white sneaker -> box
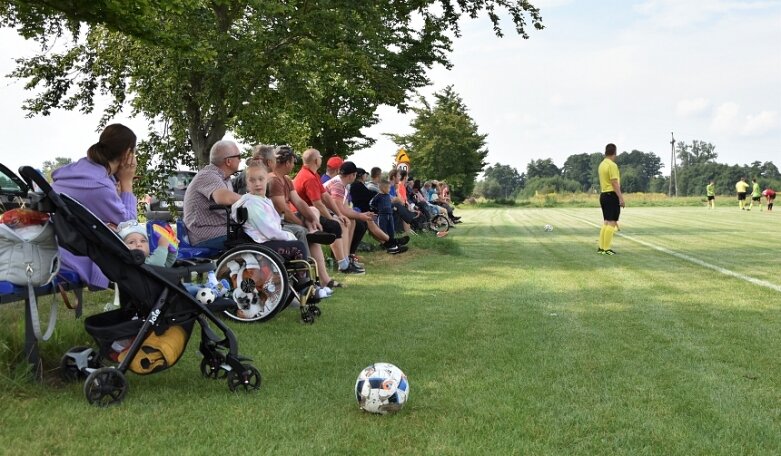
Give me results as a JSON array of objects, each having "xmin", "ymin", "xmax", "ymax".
[
  {"xmin": 316, "ymin": 287, "xmax": 331, "ymax": 299},
  {"xmin": 321, "ymin": 286, "xmax": 333, "ymax": 296}
]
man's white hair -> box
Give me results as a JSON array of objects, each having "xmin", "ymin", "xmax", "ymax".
[{"xmin": 209, "ymin": 140, "xmax": 239, "ymax": 165}]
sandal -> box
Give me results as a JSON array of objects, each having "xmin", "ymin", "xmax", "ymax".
[{"xmin": 326, "ymin": 279, "xmax": 343, "ymax": 288}]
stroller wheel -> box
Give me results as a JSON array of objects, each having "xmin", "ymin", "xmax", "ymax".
[
  {"xmin": 200, "ymin": 356, "xmax": 228, "ymax": 379},
  {"xmin": 60, "ymin": 346, "xmax": 97, "ymax": 383},
  {"xmin": 84, "ymin": 367, "xmax": 128, "ymax": 407},
  {"xmin": 227, "ymin": 364, "xmax": 262, "ymax": 392},
  {"xmin": 301, "ymin": 311, "xmax": 315, "ymax": 324},
  {"xmin": 310, "ymin": 305, "xmax": 321, "ymax": 317}
]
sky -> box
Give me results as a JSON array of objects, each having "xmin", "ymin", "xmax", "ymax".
[{"xmin": 1, "ymin": 0, "xmax": 779, "ymax": 177}]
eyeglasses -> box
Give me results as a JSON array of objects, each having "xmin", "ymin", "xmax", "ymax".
[{"xmin": 225, "ymin": 154, "xmax": 241, "ymax": 161}]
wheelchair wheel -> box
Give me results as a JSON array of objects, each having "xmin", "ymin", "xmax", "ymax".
[
  {"xmin": 430, "ymin": 214, "xmax": 450, "ymax": 233},
  {"xmin": 215, "ymin": 245, "xmax": 289, "ymax": 323}
]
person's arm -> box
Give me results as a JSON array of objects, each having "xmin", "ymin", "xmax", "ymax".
[
  {"xmin": 212, "ymin": 187, "xmax": 241, "ymax": 206},
  {"xmin": 322, "ymin": 192, "xmax": 349, "ymax": 225},
  {"xmin": 289, "ymin": 190, "xmax": 321, "ymax": 231},
  {"xmin": 611, "ymin": 179, "xmax": 625, "ymax": 207}
]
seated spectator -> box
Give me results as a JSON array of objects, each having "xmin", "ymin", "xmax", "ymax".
[
  {"xmin": 350, "ymin": 168, "xmax": 377, "ymax": 213},
  {"xmin": 412, "ymin": 180, "xmax": 447, "ymax": 219},
  {"xmin": 233, "ymin": 144, "xmax": 274, "ymax": 195},
  {"xmin": 233, "ymin": 160, "xmax": 307, "ymax": 261},
  {"xmin": 326, "ymin": 161, "xmax": 407, "ymax": 256},
  {"xmin": 264, "ymin": 145, "xmax": 341, "ymax": 290},
  {"xmin": 387, "ymin": 168, "xmax": 420, "ymax": 234},
  {"xmin": 183, "ymin": 140, "xmax": 243, "ymax": 250},
  {"xmin": 293, "ymin": 148, "xmax": 363, "ymax": 275},
  {"xmin": 431, "ymin": 181, "xmax": 460, "ymax": 223},
  {"xmin": 366, "ymin": 167, "xmax": 382, "ymax": 193},
  {"xmin": 321, "ymin": 156, "xmax": 343, "ymax": 184},
  {"xmin": 52, "ymin": 123, "xmax": 138, "ymax": 289}
]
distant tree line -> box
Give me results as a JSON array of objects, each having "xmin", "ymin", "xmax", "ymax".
[{"xmin": 474, "ymin": 140, "xmax": 781, "ymax": 200}]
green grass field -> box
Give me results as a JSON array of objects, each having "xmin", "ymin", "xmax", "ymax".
[{"xmin": 1, "ymin": 206, "xmax": 780, "ymax": 455}]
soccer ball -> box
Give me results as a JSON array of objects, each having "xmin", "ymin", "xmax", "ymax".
[
  {"xmin": 355, "ymin": 362, "xmax": 409, "ymax": 414},
  {"xmin": 195, "ymin": 287, "xmax": 216, "ymax": 305},
  {"xmin": 544, "ymin": 224, "xmax": 553, "ymax": 232}
]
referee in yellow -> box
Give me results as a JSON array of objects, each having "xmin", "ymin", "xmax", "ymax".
[{"xmin": 598, "ymin": 143, "xmax": 624, "ymax": 255}]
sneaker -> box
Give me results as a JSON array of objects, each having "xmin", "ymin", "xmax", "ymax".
[
  {"xmin": 349, "ymin": 254, "xmax": 364, "ymax": 269},
  {"xmin": 316, "ymin": 287, "xmax": 331, "ymax": 299},
  {"xmin": 386, "ymin": 244, "xmax": 408, "ymax": 254},
  {"xmin": 604, "ymin": 249, "xmax": 616, "ymax": 255},
  {"xmin": 339, "ymin": 262, "xmax": 366, "ymax": 275},
  {"xmin": 597, "ymin": 248, "xmax": 605, "ymax": 254},
  {"xmin": 395, "ymin": 235, "xmax": 410, "ymax": 246}
]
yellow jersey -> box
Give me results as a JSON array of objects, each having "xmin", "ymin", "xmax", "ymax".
[
  {"xmin": 598, "ymin": 158, "xmax": 620, "ymax": 193},
  {"xmin": 735, "ymin": 180, "xmax": 749, "ymax": 193}
]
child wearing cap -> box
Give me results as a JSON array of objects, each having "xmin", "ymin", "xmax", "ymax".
[{"xmin": 117, "ymin": 220, "xmax": 177, "ymax": 267}]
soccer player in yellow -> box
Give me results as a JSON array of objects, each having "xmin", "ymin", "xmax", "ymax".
[
  {"xmin": 748, "ymin": 178, "xmax": 762, "ymax": 211},
  {"xmin": 735, "ymin": 177, "xmax": 749, "ymax": 210},
  {"xmin": 706, "ymin": 180, "xmax": 715, "ymax": 209},
  {"xmin": 597, "ymin": 143, "xmax": 624, "ymax": 255}
]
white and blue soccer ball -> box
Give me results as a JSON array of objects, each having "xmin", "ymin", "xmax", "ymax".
[
  {"xmin": 195, "ymin": 287, "xmax": 216, "ymax": 305},
  {"xmin": 544, "ymin": 224, "xmax": 553, "ymax": 232},
  {"xmin": 355, "ymin": 362, "xmax": 409, "ymax": 414}
]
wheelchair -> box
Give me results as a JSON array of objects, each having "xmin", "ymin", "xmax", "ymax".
[{"xmin": 171, "ymin": 205, "xmax": 335, "ymax": 324}]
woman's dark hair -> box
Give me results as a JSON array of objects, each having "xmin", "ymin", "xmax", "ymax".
[{"xmin": 87, "ymin": 124, "xmax": 137, "ymax": 174}]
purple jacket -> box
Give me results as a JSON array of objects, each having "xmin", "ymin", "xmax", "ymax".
[{"xmin": 52, "ymin": 157, "xmax": 137, "ymax": 289}]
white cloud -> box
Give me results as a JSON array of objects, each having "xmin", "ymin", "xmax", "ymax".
[
  {"xmin": 741, "ymin": 110, "xmax": 780, "ymax": 136},
  {"xmin": 711, "ymin": 102, "xmax": 741, "ymax": 134},
  {"xmin": 676, "ymin": 98, "xmax": 710, "ymax": 117},
  {"xmin": 635, "ymin": 0, "xmax": 781, "ymax": 28}
]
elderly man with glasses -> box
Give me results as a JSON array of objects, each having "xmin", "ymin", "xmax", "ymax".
[{"xmin": 183, "ymin": 140, "xmax": 243, "ymax": 250}]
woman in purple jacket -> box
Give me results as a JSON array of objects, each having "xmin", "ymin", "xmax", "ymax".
[{"xmin": 52, "ymin": 124, "xmax": 138, "ymax": 289}]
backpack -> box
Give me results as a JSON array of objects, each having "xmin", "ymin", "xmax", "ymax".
[{"xmin": 0, "ymin": 211, "xmax": 60, "ymax": 340}]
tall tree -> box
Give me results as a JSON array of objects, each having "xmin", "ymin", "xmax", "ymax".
[
  {"xmin": 526, "ymin": 158, "xmax": 560, "ymax": 180},
  {"xmin": 389, "ymin": 86, "xmax": 488, "ymax": 202},
  {"xmin": 40, "ymin": 156, "xmax": 72, "ymax": 181},
  {"xmin": 2, "ymin": 0, "xmax": 544, "ymax": 169},
  {"xmin": 562, "ymin": 153, "xmax": 596, "ymax": 191},
  {"xmin": 480, "ymin": 163, "xmax": 524, "ymax": 199}
]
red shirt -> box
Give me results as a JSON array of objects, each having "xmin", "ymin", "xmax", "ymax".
[{"xmin": 293, "ymin": 166, "xmax": 325, "ymax": 207}]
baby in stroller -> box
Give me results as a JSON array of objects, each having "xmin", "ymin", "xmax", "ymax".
[{"xmin": 21, "ymin": 165, "xmax": 263, "ymax": 406}]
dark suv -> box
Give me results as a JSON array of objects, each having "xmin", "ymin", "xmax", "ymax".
[{"xmin": 144, "ymin": 170, "xmax": 196, "ymax": 219}]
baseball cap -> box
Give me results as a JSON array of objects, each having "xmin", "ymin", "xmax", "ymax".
[
  {"xmin": 355, "ymin": 167, "xmax": 367, "ymax": 178},
  {"xmin": 326, "ymin": 156, "xmax": 344, "ymax": 169},
  {"xmin": 339, "ymin": 161, "xmax": 358, "ymax": 175}
]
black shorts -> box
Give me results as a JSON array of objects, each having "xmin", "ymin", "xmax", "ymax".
[
  {"xmin": 707, "ymin": 195, "xmax": 715, "ymax": 201},
  {"xmin": 319, "ymin": 215, "xmax": 342, "ymax": 239},
  {"xmin": 752, "ymin": 196, "xmax": 760, "ymax": 202},
  {"xmin": 600, "ymin": 191, "xmax": 620, "ymax": 221},
  {"xmin": 737, "ymin": 192, "xmax": 746, "ymax": 201}
]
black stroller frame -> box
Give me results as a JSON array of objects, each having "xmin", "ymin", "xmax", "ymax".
[{"xmin": 17, "ymin": 167, "xmax": 261, "ymax": 406}]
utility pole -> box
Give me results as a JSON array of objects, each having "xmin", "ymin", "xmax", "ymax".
[{"xmin": 669, "ymin": 132, "xmax": 678, "ymax": 197}]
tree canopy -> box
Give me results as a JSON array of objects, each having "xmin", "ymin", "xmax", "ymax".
[
  {"xmin": 389, "ymin": 86, "xmax": 488, "ymax": 202},
  {"xmin": 1, "ymin": 0, "xmax": 544, "ymax": 173}
]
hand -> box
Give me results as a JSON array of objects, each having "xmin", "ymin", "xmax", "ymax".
[
  {"xmin": 115, "ymin": 149, "xmax": 137, "ymax": 191},
  {"xmin": 339, "ymin": 215, "xmax": 349, "ymax": 226},
  {"xmin": 361, "ymin": 212, "xmax": 374, "ymax": 222},
  {"xmin": 619, "ymin": 199, "xmax": 625, "ymax": 208}
]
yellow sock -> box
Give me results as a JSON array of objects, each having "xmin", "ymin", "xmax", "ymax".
[
  {"xmin": 598, "ymin": 225, "xmax": 606, "ymax": 250},
  {"xmin": 604, "ymin": 225, "xmax": 616, "ymax": 250}
]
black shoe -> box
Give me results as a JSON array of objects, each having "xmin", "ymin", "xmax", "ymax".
[
  {"xmin": 395, "ymin": 235, "xmax": 410, "ymax": 246},
  {"xmin": 339, "ymin": 262, "xmax": 366, "ymax": 275},
  {"xmin": 386, "ymin": 244, "xmax": 408, "ymax": 254}
]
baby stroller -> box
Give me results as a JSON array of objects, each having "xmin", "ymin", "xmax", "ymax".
[{"xmin": 17, "ymin": 167, "xmax": 261, "ymax": 406}]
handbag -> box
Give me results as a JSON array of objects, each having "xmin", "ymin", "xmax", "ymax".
[{"xmin": 0, "ymin": 215, "xmax": 60, "ymax": 340}]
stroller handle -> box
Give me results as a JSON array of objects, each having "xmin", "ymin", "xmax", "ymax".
[{"xmin": 19, "ymin": 166, "xmax": 52, "ymax": 193}]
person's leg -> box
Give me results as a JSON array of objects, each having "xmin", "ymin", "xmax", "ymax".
[
  {"xmin": 366, "ymin": 220, "xmax": 389, "ymax": 243},
  {"xmin": 193, "ymin": 235, "xmax": 227, "ymax": 251},
  {"xmin": 350, "ymin": 220, "xmax": 368, "ymax": 256},
  {"xmin": 282, "ymin": 223, "xmax": 311, "ymax": 259},
  {"xmin": 344, "ymin": 218, "xmax": 356, "ymax": 257},
  {"xmin": 308, "ymin": 243, "xmax": 333, "ymax": 288}
]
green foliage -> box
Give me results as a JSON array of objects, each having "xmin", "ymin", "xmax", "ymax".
[
  {"xmin": 3, "ymin": 0, "xmax": 544, "ymax": 197},
  {"xmin": 525, "ymin": 157, "xmax": 560, "ymax": 179},
  {"xmin": 475, "ymin": 162, "xmax": 523, "ymax": 200},
  {"xmin": 520, "ymin": 175, "xmax": 581, "ymax": 197},
  {"xmin": 40, "ymin": 156, "xmax": 71, "ymax": 181},
  {"xmin": 390, "ymin": 86, "xmax": 488, "ymax": 203}
]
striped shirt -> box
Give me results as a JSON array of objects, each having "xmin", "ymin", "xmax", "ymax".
[{"xmin": 183, "ymin": 164, "xmax": 233, "ymax": 245}]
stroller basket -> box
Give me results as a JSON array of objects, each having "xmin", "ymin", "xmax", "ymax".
[{"xmin": 85, "ymin": 308, "xmax": 195, "ymax": 375}]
